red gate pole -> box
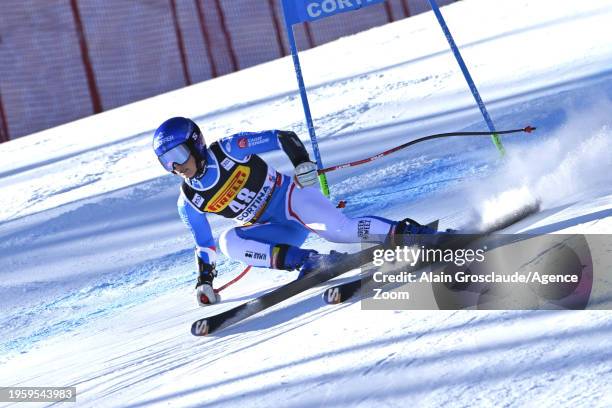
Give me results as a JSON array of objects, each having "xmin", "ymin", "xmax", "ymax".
[
  {"xmin": 268, "ymin": 0, "xmax": 287, "ymax": 57},
  {"xmin": 169, "ymin": 0, "xmax": 192, "ymax": 85},
  {"xmin": 69, "ymin": 0, "xmax": 102, "ymax": 114},
  {"xmin": 0, "ymin": 89, "xmax": 8, "ymax": 143},
  {"xmin": 194, "ymin": 0, "xmax": 219, "ymax": 78},
  {"xmin": 212, "ymin": 0, "xmax": 238, "ymax": 72},
  {"xmin": 384, "ymin": 1, "xmax": 394, "ymax": 22},
  {"xmin": 401, "ymin": 0, "xmax": 411, "ymax": 18},
  {"xmin": 304, "ymin": 22, "xmax": 315, "ymax": 49}
]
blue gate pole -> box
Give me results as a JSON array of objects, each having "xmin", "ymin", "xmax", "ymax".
[
  {"xmin": 427, "ymin": 0, "xmax": 505, "ymax": 155},
  {"xmin": 282, "ymin": 21, "xmax": 331, "ymax": 197}
]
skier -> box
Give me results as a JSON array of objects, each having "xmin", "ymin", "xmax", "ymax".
[{"xmin": 153, "ymin": 117, "xmax": 436, "ymax": 306}]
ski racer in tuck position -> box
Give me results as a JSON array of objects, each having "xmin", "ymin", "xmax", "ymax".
[{"xmin": 152, "ymin": 117, "xmax": 437, "ymax": 306}]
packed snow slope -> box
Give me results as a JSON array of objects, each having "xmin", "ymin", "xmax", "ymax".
[{"xmin": 1, "ymin": 0, "xmax": 612, "ymax": 406}]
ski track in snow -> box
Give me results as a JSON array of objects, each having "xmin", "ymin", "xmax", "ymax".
[{"xmin": 1, "ymin": 0, "xmax": 612, "ymax": 406}]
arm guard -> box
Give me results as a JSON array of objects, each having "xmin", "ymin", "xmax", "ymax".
[{"xmin": 277, "ymin": 130, "xmax": 311, "ymax": 167}]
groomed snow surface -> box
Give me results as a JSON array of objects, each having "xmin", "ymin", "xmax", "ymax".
[{"xmin": 1, "ymin": 0, "xmax": 612, "ymax": 406}]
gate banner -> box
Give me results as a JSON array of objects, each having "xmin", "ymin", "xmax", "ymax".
[{"xmin": 282, "ymin": 0, "xmax": 387, "ymax": 25}]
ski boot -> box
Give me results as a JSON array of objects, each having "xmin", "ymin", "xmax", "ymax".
[
  {"xmin": 195, "ymin": 259, "xmax": 220, "ymax": 306},
  {"xmin": 297, "ymin": 250, "xmax": 348, "ymax": 279},
  {"xmin": 271, "ymin": 245, "xmax": 348, "ymax": 279},
  {"xmin": 388, "ymin": 217, "xmax": 443, "ymax": 247},
  {"xmin": 195, "ymin": 274, "xmax": 221, "ymax": 306}
]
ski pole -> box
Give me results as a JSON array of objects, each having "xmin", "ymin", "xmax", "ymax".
[
  {"xmin": 214, "ymin": 265, "xmax": 252, "ymax": 293},
  {"xmin": 427, "ymin": 0, "xmax": 505, "ymax": 155},
  {"xmin": 319, "ymin": 126, "xmax": 535, "ymax": 175}
]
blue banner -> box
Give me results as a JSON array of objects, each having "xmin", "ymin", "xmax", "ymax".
[{"xmin": 282, "ymin": 0, "xmax": 387, "ymax": 25}]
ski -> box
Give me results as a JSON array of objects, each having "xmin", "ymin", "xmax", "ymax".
[
  {"xmin": 323, "ymin": 202, "xmax": 540, "ymax": 304},
  {"xmin": 322, "ymin": 272, "xmax": 366, "ymax": 305},
  {"xmin": 191, "ymin": 204, "xmax": 539, "ymax": 335},
  {"xmin": 191, "ymin": 219, "xmax": 440, "ymax": 336},
  {"xmin": 191, "ymin": 241, "xmax": 387, "ymax": 336}
]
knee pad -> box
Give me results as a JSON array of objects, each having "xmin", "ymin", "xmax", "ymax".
[{"xmin": 218, "ymin": 228, "xmax": 237, "ymax": 257}]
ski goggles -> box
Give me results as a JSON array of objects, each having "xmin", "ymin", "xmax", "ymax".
[{"xmin": 158, "ymin": 143, "xmax": 191, "ymax": 172}]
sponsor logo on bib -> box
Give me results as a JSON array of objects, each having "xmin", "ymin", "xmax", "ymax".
[
  {"xmin": 205, "ymin": 166, "xmax": 250, "ymax": 213},
  {"xmin": 221, "ymin": 158, "xmax": 235, "ymax": 171},
  {"xmin": 193, "ymin": 193, "xmax": 205, "ymax": 208}
]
